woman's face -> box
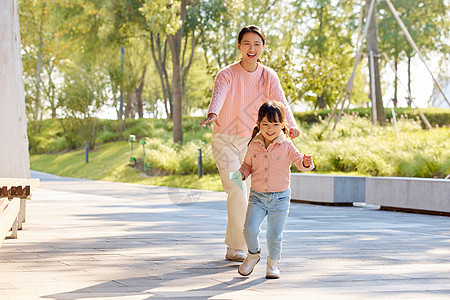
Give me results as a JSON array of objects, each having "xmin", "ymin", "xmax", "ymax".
[{"xmin": 237, "ymin": 32, "xmax": 265, "ymax": 66}]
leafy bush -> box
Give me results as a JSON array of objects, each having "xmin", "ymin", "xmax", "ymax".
[
  {"xmin": 141, "ymin": 138, "xmax": 216, "ymax": 175},
  {"xmin": 293, "ymin": 114, "xmax": 449, "ymax": 178},
  {"xmin": 28, "ymin": 117, "xmax": 211, "ymax": 153},
  {"xmin": 29, "ymin": 114, "xmax": 449, "ymax": 179},
  {"xmin": 294, "ymin": 107, "xmax": 450, "ymax": 128}
]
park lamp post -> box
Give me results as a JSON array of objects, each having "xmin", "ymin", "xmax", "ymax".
[
  {"xmin": 85, "ymin": 141, "xmax": 89, "ymax": 163},
  {"xmin": 129, "ymin": 135, "xmax": 136, "ymax": 166},
  {"xmin": 198, "ymin": 148, "xmax": 203, "ymax": 178},
  {"xmin": 140, "ymin": 139, "xmax": 148, "ymax": 172}
]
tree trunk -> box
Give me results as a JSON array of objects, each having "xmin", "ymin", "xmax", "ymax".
[
  {"xmin": 316, "ymin": 92, "xmax": 326, "ymax": 109},
  {"xmin": 125, "ymin": 92, "xmax": 136, "ymax": 119},
  {"xmin": 407, "ymin": 55, "xmax": 412, "ymax": 107},
  {"xmin": 150, "ymin": 33, "xmax": 172, "ymax": 119},
  {"xmin": 169, "ymin": 34, "xmax": 183, "ymax": 143},
  {"xmin": 33, "ymin": 1, "xmax": 46, "ymax": 133},
  {"xmin": 167, "ymin": 0, "xmax": 189, "ymax": 144},
  {"xmin": 366, "ymin": 0, "xmax": 386, "ymax": 125},
  {"xmin": 136, "ymin": 66, "xmax": 147, "ymax": 119},
  {"xmin": 393, "ymin": 56, "xmax": 398, "ymax": 107},
  {"xmin": 0, "ymin": 0, "xmax": 30, "ymax": 178}
]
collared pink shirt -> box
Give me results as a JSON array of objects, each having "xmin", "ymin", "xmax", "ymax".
[
  {"xmin": 239, "ymin": 132, "xmax": 314, "ymax": 193},
  {"xmin": 207, "ymin": 61, "xmax": 298, "ymax": 137}
]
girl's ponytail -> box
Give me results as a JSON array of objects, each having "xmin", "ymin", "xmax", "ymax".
[{"xmin": 248, "ymin": 126, "xmax": 260, "ymax": 146}]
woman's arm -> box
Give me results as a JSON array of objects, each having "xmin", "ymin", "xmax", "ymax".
[
  {"xmin": 268, "ymin": 70, "xmax": 300, "ymax": 138},
  {"xmin": 202, "ymin": 70, "xmax": 231, "ymax": 123}
]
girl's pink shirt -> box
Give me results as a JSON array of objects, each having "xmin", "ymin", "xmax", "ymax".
[
  {"xmin": 239, "ymin": 132, "xmax": 314, "ymax": 193},
  {"xmin": 207, "ymin": 61, "xmax": 299, "ymax": 137}
]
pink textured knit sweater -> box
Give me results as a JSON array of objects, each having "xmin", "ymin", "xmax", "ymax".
[{"xmin": 207, "ymin": 61, "xmax": 298, "ymax": 137}]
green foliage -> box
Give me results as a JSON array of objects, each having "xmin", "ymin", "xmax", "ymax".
[
  {"xmin": 295, "ymin": 0, "xmax": 366, "ymax": 109},
  {"xmin": 28, "ymin": 117, "xmax": 212, "ymax": 153},
  {"xmin": 143, "ymin": 139, "xmax": 216, "ymax": 175},
  {"xmin": 294, "ymin": 107, "xmax": 450, "ymax": 128},
  {"xmin": 293, "ymin": 114, "xmax": 449, "ymax": 178},
  {"xmin": 27, "ymin": 119, "xmax": 66, "ymax": 153},
  {"xmin": 30, "ymin": 113, "xmax": 449, "ymax": 180}
]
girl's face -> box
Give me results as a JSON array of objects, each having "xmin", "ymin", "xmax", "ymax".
[
  {"xmin": 237, "ymin": 32, "xmax": 265, "ymax": 69},
  {"xmin": 258, "ymin": 116, "xmax": 282, "ymax": 146}
]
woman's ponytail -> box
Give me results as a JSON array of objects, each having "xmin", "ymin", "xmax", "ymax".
[{"xmin": 248, "ymin": 126, "xmax": 260, "ymax": 146}]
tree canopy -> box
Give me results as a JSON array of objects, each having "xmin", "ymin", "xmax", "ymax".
[{"xmin": 18, "ymin": 0, "xmax": 449, "ymax": 144}]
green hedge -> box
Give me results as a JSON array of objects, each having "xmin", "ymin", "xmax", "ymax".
[
  {"xmin": 294, "ymin": 107, "xmax": 450, "ymax": 128},
  {"xmin": 28, "ymin": 117, "xmax": 211, "ymax": 154}
]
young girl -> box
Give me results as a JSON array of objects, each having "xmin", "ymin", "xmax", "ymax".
[
  {"xmin": 237, "ymin": 101, "xmax": 314, "ymax": 279},
  {"xmin": 200, "ymin": 25, "xmax": 301, "ymax": 262}
]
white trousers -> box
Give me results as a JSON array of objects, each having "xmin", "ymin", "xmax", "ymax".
[{"xmin": 211, "ymin": 133, "xmax": 251, "ymax": 251}]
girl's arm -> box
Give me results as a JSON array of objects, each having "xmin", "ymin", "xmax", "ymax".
[
  {"xmin": 288, "ymin": 142, "xmax": 315, "ymax": 172},
  {"xmin": 239, "ymin": 149, "xmax": 253, "ymax": 180}
]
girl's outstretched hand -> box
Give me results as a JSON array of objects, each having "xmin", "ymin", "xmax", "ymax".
[
  {"xmin": 303, "ymin": 154, "xmax": 313, "ymax": 168},
  {"xmin": 289, "ymin": 127, "xmax": 300, "ymax": 139},
  {"xmin": 200, "ymin": 113, "xmax": 220, "ymax": 126}
]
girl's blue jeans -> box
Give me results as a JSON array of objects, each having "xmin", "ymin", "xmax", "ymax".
[{"xmin": 243, "ymin": 188, "xmax": 291, "ymax": 260}]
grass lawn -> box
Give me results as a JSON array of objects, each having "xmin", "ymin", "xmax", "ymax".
[
  {"xmin": 30, "ymin": 141, "xmax": 223, "ymax": 191},
  {"xmin": 30, "ymin": 140, "xmax": 368, "ymax": 191}
]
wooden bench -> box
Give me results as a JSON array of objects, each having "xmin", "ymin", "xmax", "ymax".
[{"xmin": 0, "ymin": 178, "xmax": 39, "ymax": 247}]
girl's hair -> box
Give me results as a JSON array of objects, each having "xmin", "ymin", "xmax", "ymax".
[
  {"xmin": 237, "ymin": 25, "xmax": 267, "ymax": 86},
  {"xmin": 248, "ymin": 101, "xmax": 288, "ymax": 145}
]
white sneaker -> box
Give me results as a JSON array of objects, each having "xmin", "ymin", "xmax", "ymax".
[
  {"xmin": 266, "ymin": 257, "xmax": 280, "ymax": 279},
  {"xmin": 226, "ymin": 247, "xmax": 247, "ymax": 262},
  {"xmin": 238, "ymin": 251, "xmax": 261, "ymax": 276}
]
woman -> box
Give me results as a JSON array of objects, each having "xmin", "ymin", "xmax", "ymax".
[{"xmin": 200, "ymin": 25, "xmax": 300, "ymax": 262}]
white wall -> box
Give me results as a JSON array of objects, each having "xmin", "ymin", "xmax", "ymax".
[{"xmin": 0, "ymin": 0, "xmax": 30, "ymax": 178}]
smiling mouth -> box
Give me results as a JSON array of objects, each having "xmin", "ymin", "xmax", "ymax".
[{"xmin": 247, "ymin": 53, "xmax": 256, "ymax": 58}]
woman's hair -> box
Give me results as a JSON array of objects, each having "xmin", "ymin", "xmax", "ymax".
[
  {"xmin": 248, "ymin": 101, "xmax": 288, "ymax": 145},
  {"xmin": 237, "ymin": 25, "xmax": 266, "ymax": 46}
]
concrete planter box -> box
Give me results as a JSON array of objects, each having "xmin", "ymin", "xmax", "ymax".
[
  {"xmin": 290, "ymin": 173, "xmax": 366, "ymax": 204},
  {"xmin": 365, "ymin": 177, "xmax": 450, "ymax": 214}
]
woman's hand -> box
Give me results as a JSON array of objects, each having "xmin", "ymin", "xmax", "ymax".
[
  {"xmin": 288, "ymin": 127, "xmax": 300, "ymax": 139},
  {"xmin": 200, "ymin": 113, "xmax": 220, "ymax": 126},
  {"xmin": 303, "ymin": 154, "xmax": 313, "ymax": 168}
]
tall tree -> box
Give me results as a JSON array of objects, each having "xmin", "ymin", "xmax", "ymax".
[
  {"xmin": 379, "ymin": 0, "xmax": 449, "ymax": 107},
  {"xmin": 19, "ymin": 0, "xmax": 59, "ymax": 129},
  {"xmin": 295, "ymin": 0, "xmax": 366, "ymax": 109},
  {"xmin": 141, "ymin": 0, "xmax": 227, "ymax": 143},
  {"xmin": 366, "ymin": 0, "xmax": 386, "ymax": 125}
]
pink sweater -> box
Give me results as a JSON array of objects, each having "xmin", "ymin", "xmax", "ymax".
[
  {"xmin": 207, "ymin": 61, "xmax": 298, "ymax": 137},
  {"xmin": 239, "ymin": 133, "xmax": 314, "ymax": 193}
]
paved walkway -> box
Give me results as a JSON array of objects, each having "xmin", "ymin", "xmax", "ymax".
[{"xmin": 1, "ymin": 171, "xmax": 449, "ymax": 299}]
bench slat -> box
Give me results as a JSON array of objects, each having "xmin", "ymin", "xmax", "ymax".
[
  {"xmin": 0, "ymin": 199, "xmax": 8, "ymax": 212},
  {"xmin": 0, "ymin": 198, "xmax": 20, "ymax": 247},
  {"xmin": 0, "ymin": 178, "xmax": 40, "ymax": 191}
]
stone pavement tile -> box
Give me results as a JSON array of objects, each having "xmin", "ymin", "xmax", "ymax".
[
  {"xmin": 0, "ymin": 283, "xmax": 17, "ymax": 289},
  {"xmin": 42, "ymin": 293, "xmax": 155, "ymax": 300},
  {"xmin": 360, "ymin": 292, "xmax": 450, "ymax": 300},
  {"xmin": 0, "ymin": 271, "xmax": 57, "ymax": 283},
  {"xmin": 1, "ymin": 291, "xmax": 41, "ymax": 300},
  {"xmin": 1, "ymin": 172, "xmax": 449, "ymax": 299}
]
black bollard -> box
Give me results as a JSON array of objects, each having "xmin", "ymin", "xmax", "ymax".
[
  {"xmin": 85, "ymin": 141, "xmax": 89, "ymax": 163},
  {"xmin": 198, "ymin": 148, "xmax": 203, "ymax": 178}
]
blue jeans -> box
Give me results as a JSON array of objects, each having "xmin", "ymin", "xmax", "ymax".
[{"xmin": 243, "ymin": 188, "xmax": 291, "ymax": 260}]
